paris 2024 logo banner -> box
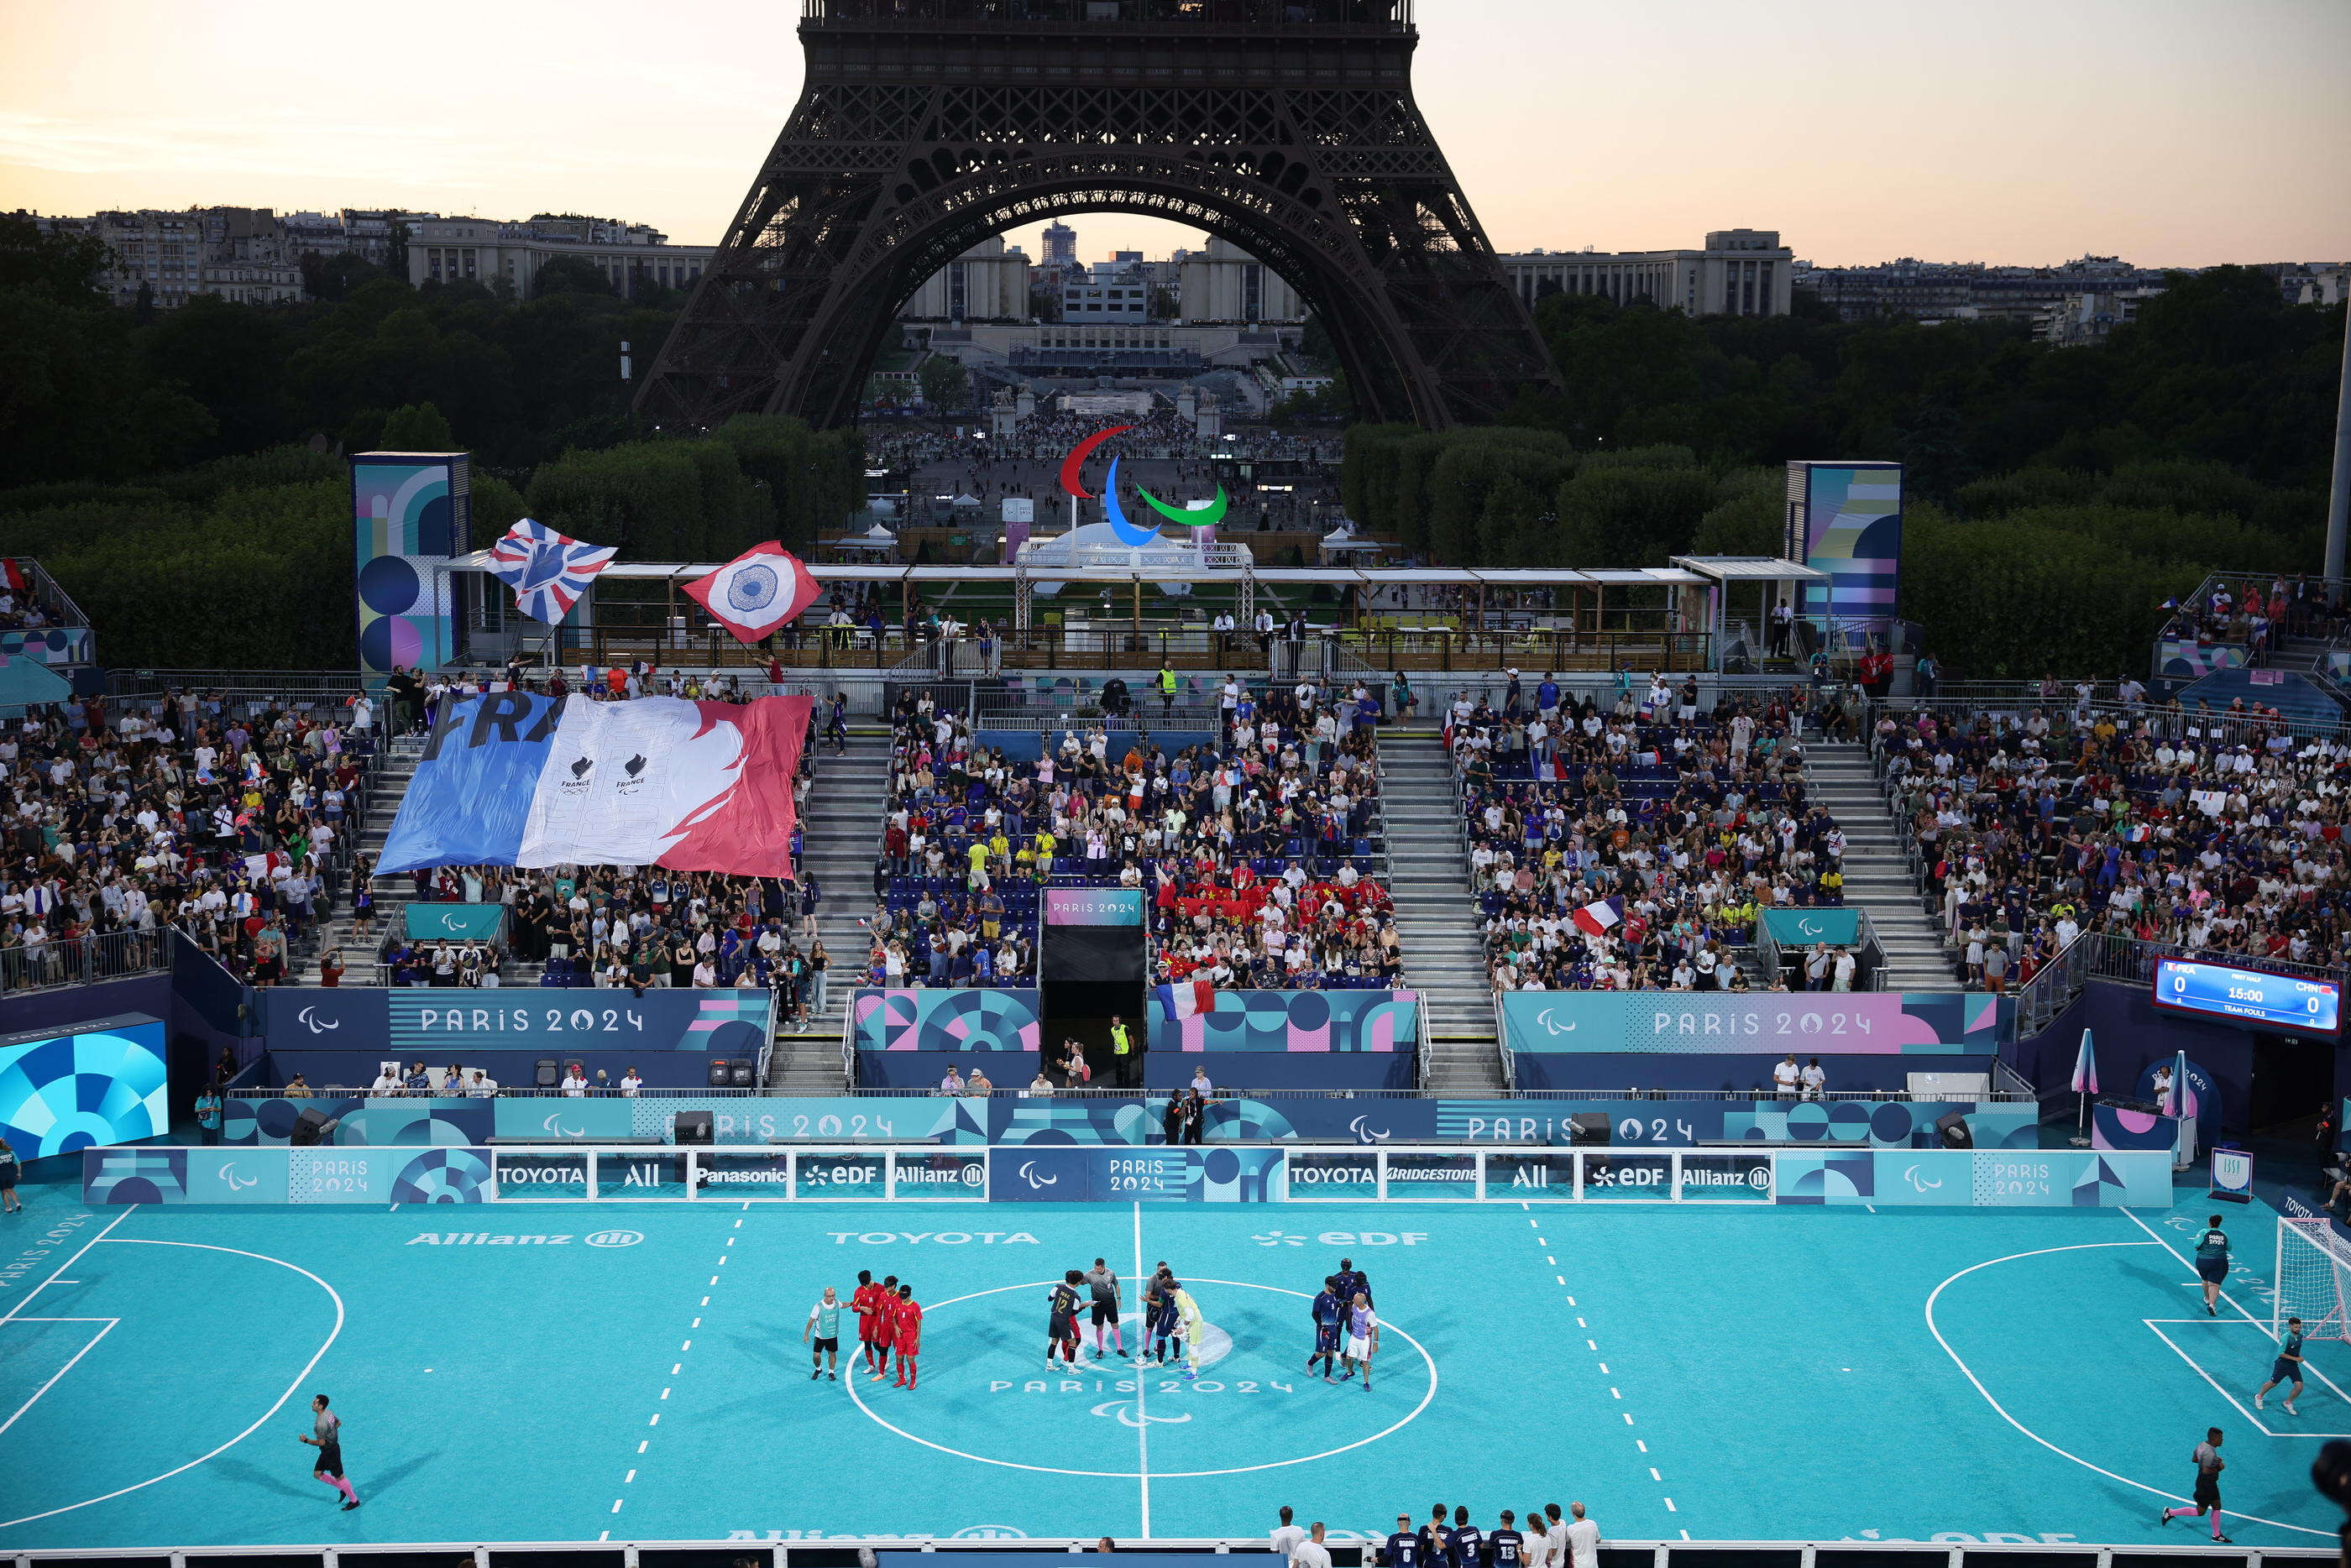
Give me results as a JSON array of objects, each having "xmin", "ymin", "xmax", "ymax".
[{"xmin": 1060, "ymin": 425, "xmax": 1227, "ymax": 544}]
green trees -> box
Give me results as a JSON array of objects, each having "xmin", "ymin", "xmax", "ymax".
[
  {"xmin": 917, "ymin": 354, "xmax": 971, "ymax": 410},
  {"xmin": 1337, "ymin": 273, "xmax": 2343, "ymax": 674}
]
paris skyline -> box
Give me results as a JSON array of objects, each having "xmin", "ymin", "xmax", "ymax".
[{"xmin": 3, "ymin": 0, "xmax": 2348, "ymax": 269}]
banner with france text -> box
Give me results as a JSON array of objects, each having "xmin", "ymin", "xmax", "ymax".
[{"xmin": 380, "ymin": 691, "xmax": 810, "ymax": 877}]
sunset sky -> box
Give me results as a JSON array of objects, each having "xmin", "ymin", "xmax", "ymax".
[{"xmin": 4, "ymin": 0, "xmax": 2347, "ymax": 269}]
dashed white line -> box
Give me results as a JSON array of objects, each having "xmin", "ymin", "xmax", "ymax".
[
  {"xmin": 1585, "ymin": 1340, "xmax": 1596, "ymax": 1350},
  {"xmin": 637, "ymin": 1441, "xmax": 647, "ymax": 1455},
  {"xmin": 660, "ymin": 1387, "xmax": 671, "ymax": 1399},
  {"xmin": 648, "ymin": 1413, "xmax": 660, "ymax": 1426},
  {"xmin": 1663, "ymin": 1500, "xmax": 1676, "ymax": 1513},
  {"xmin": 625, "ymin": 1470, "xmax": 636, "ymax": 1484},
  {"xmin": 1598, "ymin": 1362, "xmax": 1609, "ymax": 1373},
  {"xmin": 672, "ymin": 1363, "xmax": 682, "ymax": 1375},
  {"xmin": 1555, "ymin": 1274, "xmax": 1566, "ymax": 1286},
  {"xmin": 610, "ymin": 1500, "xmax": 624, "ymax": 1514},
  {"xmin": 681, "ymin": 1341, "xmax": 693, "ymax": 1352},
  {"xmin": 1623, "ymin": 1413, "xmax": 1634, "ymax": 1424},
  {"xmin": 691, "ymin": 1319, "xmax": 701, "ymax": 1328},
  {"xmin": 1650, "ymin": 1468, "xmax": 1662, "ymax": 1482},
  {"xmin": 1636, "ymin": 1440, "xmax": 1648, "ymax": 1454},
  {"xmin": 1610, "ymin": 1388, "xmax": 1621, "ymax": 1399}
]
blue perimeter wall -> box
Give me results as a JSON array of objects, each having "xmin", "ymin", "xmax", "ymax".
[{"xmin": 210, "ymin": 1090, "xmax": 2037, "ymax": 1150}]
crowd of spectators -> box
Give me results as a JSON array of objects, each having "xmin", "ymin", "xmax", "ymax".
[
  {"xmin": 2158, "ymin": 573, "xmax": 2343, "ymax": 659},
  {"xmin": 1442, "ymin": 674, "xmax": 1831, "ymax": 994},
  {"xmin": 1874, "ymin": 692, "xmax": 2351, "ymax": 990},
  {"xmin": 878, "ymin": 677, "xmax": 1395, "ymax": 992},
  {"xmin": 0, "ymin": 687, "xmax": 374, "ymax": 991}
]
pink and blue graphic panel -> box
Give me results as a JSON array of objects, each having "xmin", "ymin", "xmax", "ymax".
[
  {"xmin": 851, "ymin": 988, "xmax": 1043, "ymax": 1053},
  {"xmin": 1502, "ymin": 990, "xmax": 2007, "ymax": 1054},
  {"xmin": 1149, "ymin": 990, "xmax": 1420, "ymax": 1052},
  {"xmin": 1785, "ymin": 460, "xmax": 1901, "ymax": 633},
  {"xmin": 353, "ymin": 452, "xmax": 469, "ymax": 688}
]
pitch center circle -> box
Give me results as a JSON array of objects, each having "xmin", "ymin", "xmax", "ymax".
[{"xmin": 840, "ymin": 1277, "xmax": 1437, "ymax": 1478}]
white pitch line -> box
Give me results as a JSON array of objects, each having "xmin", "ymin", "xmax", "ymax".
[
  {"xmin": 1131, "ymin": 1200, "xmax": 1152, "ymax": 1539},
  {"xmin": 0, "ymin": 1319, "xmax": 117, "ymax": 1437},
  {"xmin": 0, "ymin": 1207, "xmax": 135, "ymax": 1327}
]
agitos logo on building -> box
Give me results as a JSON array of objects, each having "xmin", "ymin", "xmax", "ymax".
[{"xmin": 1058, "ymin": 425, "xmax": 1228, "ymax": 545}]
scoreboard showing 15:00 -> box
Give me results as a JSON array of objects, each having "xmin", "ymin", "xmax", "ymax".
[{"xmin": 2151, "ymin": 958, "xmax": 2341, "ymax": 1037}]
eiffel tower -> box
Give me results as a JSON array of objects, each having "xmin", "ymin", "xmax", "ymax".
[{"xmin": 636, "ymin": 0, "xmax": 1560, "ymax": 432}]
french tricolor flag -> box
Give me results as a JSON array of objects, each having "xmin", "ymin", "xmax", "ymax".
[
  {"xmin": 1155, "ymin": 980, "xmax": 1217, "ymax": 1021},
  {"xmin": 1571, "ymin": 896, "xmax": 1623, "ymax": 938}
]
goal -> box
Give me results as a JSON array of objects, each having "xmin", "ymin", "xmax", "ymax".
[{"xmin": 2275, "ymin": 1216, "xmax": 2351, "ymax": 1341}]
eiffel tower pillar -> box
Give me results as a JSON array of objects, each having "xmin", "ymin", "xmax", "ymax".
[{"xmin": 637, "ymin": 0, "xmax": 1560, "ymax": 436}]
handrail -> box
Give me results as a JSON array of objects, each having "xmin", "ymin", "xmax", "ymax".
[{"xmin": 0, "ymin": 1536, "xmax": 2318, "ymax": 1568}]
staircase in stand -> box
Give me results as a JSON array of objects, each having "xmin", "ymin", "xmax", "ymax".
[
  {"xmin": 1802, "ymin": 740, "xmax": 1953, "ymax": 990},
  {"xmin": 296, "ymin": 733, "xmax": 427, "ymax": 985},
  {"xmin": 1380, "ymin": 739, "xmax": 1504, "ymax": 1095},
  {"xmin": 773, "ymin": 732, "xmax": 892, "ymax": 1090}
]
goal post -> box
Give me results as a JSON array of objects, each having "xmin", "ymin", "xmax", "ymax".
[{"xmin": 2275, "ymin": 1216, "xmax": 2351, "ymax": 1341}]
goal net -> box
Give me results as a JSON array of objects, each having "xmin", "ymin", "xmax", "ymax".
[{"xmin": 2275, "ymin": 1216, "xmax": 2351, "ymax": 1342}]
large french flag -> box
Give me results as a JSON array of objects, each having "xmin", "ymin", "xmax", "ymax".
[
  {"xmin": 1571, "ymin": 895, "xmax": 1623, "ymax": 938},
  {"xmin": 380, "ymin": 692, "xmax": 811, "ymax": 878},
  {"xmin": 1155, "ymin": 980, "xmax": 1217, "ymax": 1022}
]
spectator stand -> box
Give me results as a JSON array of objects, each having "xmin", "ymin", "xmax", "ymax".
[
  {"xmin": 0, "ymin": 677, "xmax": 394, "ymax": 998},
  {"xmin": 1442, "ymin": 677, "xmax": 1831, "ymax": 1001},
  {"xmin": 1863, "ymin": 686, "xmax": 2351, "ymax": 1001}
]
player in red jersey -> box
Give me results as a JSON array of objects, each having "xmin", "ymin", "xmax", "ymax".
[
  {"xmin": 850, "ymin": 1270, "xmax": 882, "ymax": 1374},
  {"xmin": 892, "ymin": 1283, "xmax": 924, "ymax": 1388},
  {"xmin": 868, "ymin": 1273, "xmax": 900, "ymax": 1382}
]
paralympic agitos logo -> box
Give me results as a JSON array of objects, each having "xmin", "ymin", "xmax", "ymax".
[{"xmin": 1058, "ymin": 425, "xmax": 1228, "ymax": 545}]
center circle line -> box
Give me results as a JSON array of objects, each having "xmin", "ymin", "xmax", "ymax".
[{"xmin": 840, "ymin": 1277, "xmax": 1437, "ymax": 1478}]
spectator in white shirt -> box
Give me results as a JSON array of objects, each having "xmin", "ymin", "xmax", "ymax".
[
  {"xmin": 1800, "ymin": 1057, "xmax": 1827, "ymax": 1100},
  {"xmin": 1269, "ymin": 1507, "xmax": 1305, "ymax": 1562},
  {"xmin": 1290, "ymin": 1524, "xmax": 1332, "ymax": 1568},
  {"xmin": 561, "ymin": 1068, "xmax": 588, "ymax": 1097},
  {"xmin": 620, "ymin": 1068, "xmax": 643, "ymax": 1097},
  {"xmin": 1772, "ymin": 1053, "xmax": 1801, "ymax": 1096},
  {"xmin": 1563, "ymin": 1505, "xmax": 1599, "ymax": 1568}
]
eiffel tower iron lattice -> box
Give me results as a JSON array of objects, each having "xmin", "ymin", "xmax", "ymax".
[{"xmin": 636, "ymin": 0, "xmax": 1561, "ymax": 433}]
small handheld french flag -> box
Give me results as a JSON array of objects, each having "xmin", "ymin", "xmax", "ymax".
[{"xmin": 1572, "ymin": 896, "xmax": 1623, "ymax": 938}]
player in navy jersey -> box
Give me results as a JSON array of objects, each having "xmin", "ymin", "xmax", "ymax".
[
  {"xmin": 1446, "ymin": 1507, "xmax": 1482, "ymax": 1568},
  {"xmin": 1309, "ymin": 1276, "xmax": 1344, "ymax": 1382},
  {"xmin": 1384, "ymin": 1515, "xmax": 1422, "ymax": 1568},
  {"xmin": 1332, "ymin": 1257, "xmax": 1372, "ymax": 1307},
  {"xmin": 1490, "ymin": 1512, "xmax": 1525, "ymax": 1568},
  {"xmin": 2256, "ymin": 1317, "xmax": 2306, "ymax": 1414},
  {"xmin": 1416, "ymin": 1504, "xmax": 1451, "ymax": 1566},
  {"xmin": 1048, "ymin": 1269, "xmax": 1084, "ymax": 1370},
  {"xmin": 1149, "ymin": 1265, "xmax": 1183, "ymax": 1366}
]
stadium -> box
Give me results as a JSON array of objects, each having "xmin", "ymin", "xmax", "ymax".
[{"xmin": 5, "ymin": 2, "xmax": 2351, "ymax": 1566}]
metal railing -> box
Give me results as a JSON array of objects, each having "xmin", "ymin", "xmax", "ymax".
[
  {"xmin": 804, "ymin": 0, "xmax": 1416, "ymax": 24},
  {"xmin": 0, "ymin": 1537, "xmax": 2325, "ymax": 1568},
  {"xmin": 0, "ymin": 928, "xmax": 172, "ymax": 995},
  {"xmin": 104, "ymin": 669, "xmax": 371, "ymax": 703}
]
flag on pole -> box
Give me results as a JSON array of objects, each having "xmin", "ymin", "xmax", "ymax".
[
  {"xmin": 2070, "ymin": 1028, "xmax": 2098, "ymax": 1095},
  {"xmin": 484, "ymin": 518, "xmax": 618, "ymax": 625},
  {"xmin": 682, "ymin": 541, "xmax": 822, "ymax": 645},
  {"xmin": 2168, "ymin": 1049, "xmax": 2189, "ymax": 1116},
  {"xmin": 1155, "ymin": 980, "xmax": 1217, "ymax": 1022},
  {"xmin": 1571, "ymin": 896, "xmax": 1624, "ymax": 938}
]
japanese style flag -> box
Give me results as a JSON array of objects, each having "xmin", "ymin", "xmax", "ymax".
[
  {"xmin": 683, "ymin": 541, "xmax": 821, "ymax": 645},
  {"xmin": 1571, "ymin": 895, "xmax": 1623, "ymax": 938}
]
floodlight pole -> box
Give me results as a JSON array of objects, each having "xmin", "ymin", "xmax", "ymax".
[{"xmin": 2326, "ymin": 296, "xmax": 2351, "ymax": 588}]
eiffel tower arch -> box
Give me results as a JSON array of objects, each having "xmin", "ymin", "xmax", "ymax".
[{"xmin": 636, "ymin": 0, "xmax": 1561, "ymax": 433}]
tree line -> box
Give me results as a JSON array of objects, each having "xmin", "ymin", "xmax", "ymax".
[
  {"xmin": 0, "ymin": 216, "xmax": 862, "ymax": 671},
  {"xmin": 1342, "ymin": 268, "xmax": 2342, "ymax": 676}
]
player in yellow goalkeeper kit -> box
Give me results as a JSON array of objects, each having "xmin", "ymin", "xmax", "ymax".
[{"xmin": 1174, "ymin": 1287, "xmax": 1208, "ymax": 1379}]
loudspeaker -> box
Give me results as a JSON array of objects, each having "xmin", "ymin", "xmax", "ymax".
[
  {"xmin": 674, "ymin": 1110, "xmax": 714, "ymax": 1146},
  {"xmin": 290, "ymin": 1107, "xmax": 338, "ymax": 1147},
  {"xmin": 534, "ymin": 1058, "xmax": 559, "ymax": 1089},
  {"xmin": 708, "ymin": 1058, "xmax": 734, "ymax": 1088},
  {"xmin": 1936, "ymin": 1111, "xmax": 1974, "ymax": 1150},
  {"xmin": 730, "ymin": 1060, "xmax": 754, "ymax": 1088},
  {"xmin": 1569, "ymin": 1112, "xmax": 1612, "ymax": 1147}
]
